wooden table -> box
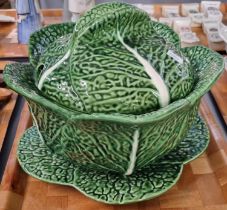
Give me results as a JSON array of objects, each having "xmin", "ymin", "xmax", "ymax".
[
  {"xmin": 1, "ymin": 6, "xmax": 227, "ymax": 210},
  {"xmin": 211, "ymin": 70, "xmax": 227, "ymax": 123}
]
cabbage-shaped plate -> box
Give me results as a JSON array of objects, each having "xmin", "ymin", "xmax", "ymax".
[{"xmin": 17, "ymin": 115, "xmax": 209, "ymax": 204}]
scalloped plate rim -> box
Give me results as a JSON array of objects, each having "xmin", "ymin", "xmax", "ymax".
[
  {"xmin": 16, "ymin": 116, "xmax": 209, "ymax": 204},
  {"xmin": 17, "ymin": 156, "xmax": 184, "ymax": 204}
]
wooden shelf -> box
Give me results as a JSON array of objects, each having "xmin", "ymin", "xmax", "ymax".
[{"xmin": 211, "ymin": 70, "xmax": 227, "ymax": 124}]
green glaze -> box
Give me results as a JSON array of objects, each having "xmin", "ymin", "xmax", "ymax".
[
  {"xmin": 32, "ymin": 2, "xmax": 195, "ymax": 114},
  {"xmin": 3, "ymin": 42, "xmax": 223, "ymax": 173},
  {"xmin": 5, "ymin": 63, "xmax": 196, "ymax": 174},
  {"xmin": 27, "ymin": 98, "xmax": 197, "ymax": 173},
  {"xmin": 29, "ymin": 22, "xmax": 75, "ymax": 67},
  {"xmin": 17, "ymin": 116, "xmax": 209, "ymax": 204},
  {"xmin": 2, "ymin": 2, "xmax": 224, "ymax": 203}
]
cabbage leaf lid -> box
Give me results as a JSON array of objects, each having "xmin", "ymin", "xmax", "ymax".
[
  {"xmin": 4, "ymin": 44, "xmax": 223, "ymax": 124},
  {"xmin": 3, "ymin": 3, "xmax": 224, "ymax": 124},
  {"xmin": 29, "ymin": 3, "xmax": 181, "ymax": 67},
  {"xmin": 30, "ymin": 2, "xmax": 191, "ymax": 115}
]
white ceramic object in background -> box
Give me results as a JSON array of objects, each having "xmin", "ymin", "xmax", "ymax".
[
  {"xmin": 203, "ymin": 22, "xmax": 223, "ymax": 43},
  {"xmin": 68, "ymin": 0, "xmax": 95, "ymax": 22},
  {"xmin": 218, "ymin": 22, "xmax": 227, "ymax": 43},
  {"xmin": 133, "ymin": 4, "xmax": 154, "ymax": 16},
  {"xmin": 218, "ymin": 22, "xmax": 227, "ymax": 54},
  {"xmin": 162, "ymin": 5, "xmax": 180, "ymax": 18},
  {"xmin": 173, "ymin": 17, "xmax": 191, "ymax": 33},
  {"xmin": 181, "ymin": 3, "xmax": 203, "ymax": 28},
  {"xmin": 202, "ymin": 21, "xmax": 224, "ymax": 51},
  {"xmin": 181, "ymin": 3, "xmax": 200, "ymax": 16},
  {"xmin": 224, "ymin": 57, "xmax": 227, "ymax": 71},
  {"xmin": 189, "ymin": 13, "xmax": 204, "ymax": 27},
  {"xmin": 201, "ymin": 1, "xmax": 221, "ymax": 13},
  {"xmin": 63, "ymin": 0, "xmax": 71, "ymax": 22},
  {"xmin": 201, "ymin": 1, "xmax": 222, "ymax": 22},
  {"xmin": 159, "ymin": 17, "xmax": 173, "ymax": 27},
  {"xmin": 0, "ymin": 15, "xmax": 15, "ymax": 22},
  {"xmin": 173, "ymin": 17, "xmax": 199, "ymax": 46}
]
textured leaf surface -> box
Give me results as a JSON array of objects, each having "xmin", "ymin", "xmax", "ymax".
[
  {"xmin": 3, "ymin": 46, "xmax": 220, "ymax": 173},
  {"xmin": 27, "ymin": 98, "xmax": 198, "ymax": 173},
  {"xmin": 29, "ymin": 22, "xmax": 74, "ymax": 67},
  {"xmin": 159, "ymin": 115, "xmax": 209, "ymax": 164},
  {"xmin": 17, "ymin": 115, "xmax": 209, "ymax": 204},
  {"xmin": 182, "ymin": 46, "xmax": 224, "ymax": 104},
  {"xmin": 35, "ymin": 2, "xmax": 194, "ymax": 114}
]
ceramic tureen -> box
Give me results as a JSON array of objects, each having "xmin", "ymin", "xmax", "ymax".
[{"xmin": 3, "ymin": 2, "xmax": 224, "ymax": 204}]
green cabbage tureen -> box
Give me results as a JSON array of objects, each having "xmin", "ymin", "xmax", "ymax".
[{"xmin": 3, "ymin": 2, "xmax": 224, "ymax": 204}]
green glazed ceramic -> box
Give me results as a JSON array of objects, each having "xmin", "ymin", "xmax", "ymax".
[
  {"xmin": 3, "ymin": 2, "xmax": 224, "ymax": 204},
  {"xmin": 32, "ymin": 3, "xmax": 195, "ymax": 114},
  {"xmin": 17, "ymin": 115, "xmax": 209, "ymax": 204}
]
